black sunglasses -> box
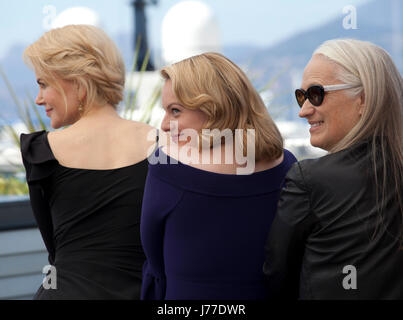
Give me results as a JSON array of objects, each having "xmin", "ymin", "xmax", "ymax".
[{"xmin": 295, "ymin": 84, "xmax": 355, "ymax": 108}]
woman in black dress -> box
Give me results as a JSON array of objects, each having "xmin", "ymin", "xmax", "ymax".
[{"xmin": 20, "ymin": 25, "xmax": 156, "ymax": 299}]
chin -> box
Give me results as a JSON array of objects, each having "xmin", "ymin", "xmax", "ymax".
[
  {"xmin": 50, "ymin": 119, "xmax": 65, "ymax": 129},
  {"xmin": 50, "ymin": 122, "xmax": 61, "ymax": 129},
  {"xmin": 310, "ymin": 137, "xmax": 326, "ymax": 150}
]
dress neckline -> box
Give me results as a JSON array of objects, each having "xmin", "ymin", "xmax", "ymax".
[
  {"xmin": 148, "ymin": 147, "xmax": 296, "ymax": 197},
  {"xmin": 158, "ymin": 147, "xmax": 288, "ymax": 177},
  {"xmin": 44, "ymin": 131, "xmax": 148, "ymax": 172}
]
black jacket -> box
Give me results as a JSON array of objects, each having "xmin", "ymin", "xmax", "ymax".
[{"xmin": 263, "ymin": 141, "xmax": 403, "ymax": 299}]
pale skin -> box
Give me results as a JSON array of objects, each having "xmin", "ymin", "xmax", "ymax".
[
  {"xmin": 299, "ymin": 54, "xmax": 365, "ymax": 151},
  {"xmin": 160, "ymin": 79, "xmax": 283, "ymax": 174},
  {"xmin": 35, "ymin": 73, "xmax": 156, "ymax": 170}
]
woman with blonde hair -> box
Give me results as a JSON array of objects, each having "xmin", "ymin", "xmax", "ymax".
[
  {"xmin": 140, "ymin": 52, "xmax": 297, "ymax": 299},
  {"xmin": 264, "ymin": 39, "xmax": 403, "ymax": 299},
  {"xmin": 20, "ymin": 25, "xmax": 155, "ymax": 299}
]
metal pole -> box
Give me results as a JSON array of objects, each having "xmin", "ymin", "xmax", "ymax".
[{"xmin": 132, "ymin": 0, "xmax": 155, "ymax": 71}]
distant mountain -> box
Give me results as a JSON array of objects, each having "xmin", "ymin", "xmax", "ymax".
[
  {"xmin": 246, "ymin": 0, "xmax": 402, "ymax": 75},
  {"xmin": 0, "ymin": 0, "xmax": 401, "ymax": 124},
  {"xmin": 228, "ymin": 0, "xmax": 402, "ymax": 120}
]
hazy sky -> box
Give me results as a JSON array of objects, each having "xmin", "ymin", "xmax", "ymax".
[{"xmin": 0, "ymin": 0, "xmax": 371, "ymax": 59}]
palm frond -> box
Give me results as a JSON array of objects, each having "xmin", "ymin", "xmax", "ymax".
[
  {"xmin": 139, "ymin": 83, "xmax": 162, "ymax": 124},
  {"xmin": 124, "ymin": 36, "xmax": 142, "ymax": 116},
  {"xmin": 128, "ymin": 49, "xmax": 152, "ymax": 120},
  {"xmin": 0, "ymin": 65, "xmax": 26, "ymax": 122}
]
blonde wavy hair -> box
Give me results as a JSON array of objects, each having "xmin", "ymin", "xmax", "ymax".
[
  {"xmin": 160, "ymin": 52, "xmax": 283, "ymax": 162},
  {"xmin": 315, "ymin": 39, "xmax": 403, "ymax": 246},
  {"xmin": 23, "ymin": 24, "xmax": 125, "ymax": 112}
]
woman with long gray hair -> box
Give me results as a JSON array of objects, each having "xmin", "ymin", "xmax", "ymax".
[{"xmin": 264, "ymin": 39, "xmax": 403, "ymax": 299}]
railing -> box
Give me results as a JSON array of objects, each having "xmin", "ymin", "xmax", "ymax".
[
  {"xmin": 0, "ymin": 196, "xmax": 36, "ymax": 231},
  {"xmin": 0, "ymin": 197, "xmax": 46, "ymax": 300}
]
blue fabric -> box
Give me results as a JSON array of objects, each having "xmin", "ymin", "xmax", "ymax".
[{"xmin": 141, "ymin": 148, "xmax": 297, "ymax": 300}]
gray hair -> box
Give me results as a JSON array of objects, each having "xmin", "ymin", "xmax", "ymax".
[{"xmin": 314, "ymin": 38, "xmax": 403, "ymax": 247}]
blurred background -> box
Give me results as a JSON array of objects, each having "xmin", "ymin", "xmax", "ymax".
[{"xmin": 0, "ymin": 0, "xmax": 401, "ymax": 299}]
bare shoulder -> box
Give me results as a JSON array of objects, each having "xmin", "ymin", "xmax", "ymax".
[
  {"xmin": 121, "ymin": 120, "xmax": 157, "ymax": 144},
  {"xmin": 47, "ymin": 120, "xmax": 157, "ymax": 169},
  {"xmin": 47, "ymin": 126, "xmax": 89, "ymax": 148},
  {"xmin": 46, "ymin": 128, "xmax": 81, "ymax": 163},
  {"xmin": 119, "ymin": 120, "xmax": 158, "ymax": 157},
  {"xmin": 47, "ymin": 129, "xmax": 70, "ymax": 150}
]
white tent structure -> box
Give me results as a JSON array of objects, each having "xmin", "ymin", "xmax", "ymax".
[
  {"xmin": 0, "ymin": 123, "xmax": 28, "ymax": 175},
  {"xmin": 51, "ymin": 7, "xmax": 101, "ymax": 29},
  {"xmin": 161, "ymin": 1, "xmax": 221, "ymax": 64},
  {"xmin": 126, "ymin": 1, "xmax": 222, "ymax": 127}
]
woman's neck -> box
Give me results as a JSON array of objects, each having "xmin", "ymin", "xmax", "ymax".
[{"xmin": 72, "ymin": 103, "xmax": 121, "ymax": 127}]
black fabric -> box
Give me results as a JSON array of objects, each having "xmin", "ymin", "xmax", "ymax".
[
  {"xmin": 263, "ymin": 141, "xmax": 403, "ymax": 299},
  {"xmin": 20, "ymin": 131, "xmax": 147, "ymax": 299}
]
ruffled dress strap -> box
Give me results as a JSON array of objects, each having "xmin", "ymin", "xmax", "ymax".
[
  {"xmin": 20, "ymin": 130, "xmax": 58, "ymax": 183},
  {"xmin": 20, "ymin": 130, "xmax": 58, "ymax": 263}
]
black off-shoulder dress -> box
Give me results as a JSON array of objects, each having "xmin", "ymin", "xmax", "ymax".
[{"xmin": 20, "ymin": 130, "xmax": 147, "ymax": 299}]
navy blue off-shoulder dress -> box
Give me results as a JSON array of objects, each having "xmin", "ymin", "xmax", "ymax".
[{"xmin": 140, "ymin": 148, "xmax": 297, "ymax": 300}]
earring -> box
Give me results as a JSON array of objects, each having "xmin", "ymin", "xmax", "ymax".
[{"xmin": 78, "ymin": 101, "xmax": 84, "ymax": 115}]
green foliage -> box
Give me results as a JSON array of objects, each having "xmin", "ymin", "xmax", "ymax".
[
  {"xmin": 0, "ymin": 65, "xmax": 44, "ymax": 195},
  {"xmin": 0, "ymin": 65, "xmax": 48, "ymax": 149},
  {"xmin": 122, "ymin": 38, "xmax": 162, "ymax": 122},
  {"xmin": 0, "ymin": 175, "xmax": 28, "ymax": 195},
  {"xmin": 256, "ymin": 67, "xmax": 293, "ymax": 120}
]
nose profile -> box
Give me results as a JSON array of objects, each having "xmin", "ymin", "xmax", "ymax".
[
  {"xmin": 35, "ymin": 92, "xmax": 44, "ymax": 106},
  {"xmin": 161, "ymin": 114, "xmax": 170, "ymax": 132},
  {"xmin": 298, "ymin": 101, "xmax": 315, "ymax": 118}
]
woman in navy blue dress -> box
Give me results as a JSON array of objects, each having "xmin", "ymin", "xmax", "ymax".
[{"xmin": 140, "ymin": 52, "xmax": 297, "ymax": 299}]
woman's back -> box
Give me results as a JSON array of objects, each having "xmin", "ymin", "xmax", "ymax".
[
  {"xmin": 21, "ymin": 118, "xmax": 156, "ymax": 299},
  {"xmin": 141, "ymin": 148, "xmax": 297, "ymax": 300},
  {"xmin": 20, "ymin": 23, "xmax": 157, "ymax": 299},
  {"xmin": 47, "ymin": 111, "xmax": 154, "ymax": 170}
]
